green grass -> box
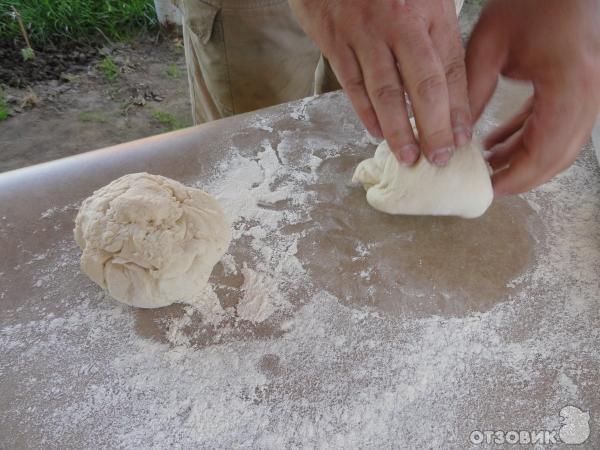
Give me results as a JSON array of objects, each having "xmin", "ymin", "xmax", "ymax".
[
  {"xmin": 21, "ymin": 47, "xmax": 35, "ymax": 60},
  {"xmin": 61, "ymin": 73, "xmax": 81, "ymax": 82},
  {"xmin": 165, "ymin": 63, "xmax": 182, "ymax": 79},
  {"xmin": 0, "ymin": 89, "xmax": 8, "ymax": 122},
  {"xmin": 78, "ymin": 110, "xmax": 109, "ymax": 123},
  {"xmin": 174, "ymin": 39, "xmax": 184, "ymax": 53},
  {"xmin": 0, "ymin": 0, "xmax": 158, "ymax": 45},
  {"xmin": 151, "ymin": 110, "xmax": 185, "ymax": 131},
  {"xmin": 97, "ymin": 56, "xmax": 119, "ymax": 81}
]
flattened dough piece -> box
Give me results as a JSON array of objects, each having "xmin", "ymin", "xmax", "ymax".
[{"xmin": 352, "ymin": 139, "xmax": 493, "ymax": 219}]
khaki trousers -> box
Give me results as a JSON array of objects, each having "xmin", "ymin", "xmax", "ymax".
[{"xmin": 177, "ymin": 0, "xmax": 464, "ymax": 125}]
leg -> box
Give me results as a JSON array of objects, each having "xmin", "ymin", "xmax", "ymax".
[
  {"xmin": 314, "ymin": 54, "xmax": 342, "ymax": 95},
  {"xmin": 179, "ymin": 0, "xmax": 320, "ymax": 125}
]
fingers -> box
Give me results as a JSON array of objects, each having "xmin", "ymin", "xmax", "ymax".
[
  {"xmin": 328, "ymin": 46, "xmax": 383, "ymax": 139},
  {"xmin": 465, "ymin": 7, "xmax": 508, "ymax": 122},
  {"xmin": 353, "ymin": 43, "xmax": 419, "ymax": 164},
  {"xmin": 393, "ymin": 28, "xmax": 454, "ymax": 166},
  {"xmin": 431, "ymin": 3, "xmax": 472, "ymax": 148},
  {"xmin": 487, "ymin": 127, "xmax": 523, "ymax": 171},
  {"xmin": 491, "ymin": 90, "xmax": 586, "ymax": 196},
  {"xmin": 483, "ymin": 97, "xmax": 533, "ymax": 149}
]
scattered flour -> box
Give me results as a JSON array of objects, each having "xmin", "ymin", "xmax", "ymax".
[
  {"xmin": 237, "ymin": 264, "xmax": 279, "ymax": 323},
  {"xmin": 40, "ymin": 202, "xmax": 78, "ymax": 220},
  {"xmin": 184, "ymin": 286, "xmax": 231, "ymax": 325},
  {"xmin": 220, "ymin": 253, "xmax": 237, "ymax": 276},
  {"xmin": 290, "ymin": 96, "xmax": 314, "ymax": 121},
  {"xmin": 1, "ymin": 93, "xmax": 599, "ymax": 448}
]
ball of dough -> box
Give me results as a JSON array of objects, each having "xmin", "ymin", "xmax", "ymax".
[
  {"xmin": 74, "ymin": 173, "xmax": 231, "ymax": 308},
  {"xmin": 352, "ymin": 138, "xmax": 493, "ymax": 219}
]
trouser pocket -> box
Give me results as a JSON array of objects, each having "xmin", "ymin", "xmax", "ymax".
[
  {"xmin": 180, "ymin": 0, "xmax": 320, "ymax": 123},
  {"xmin": 179, "ymin": 0, "xmax": 231, "ymax": 123}
]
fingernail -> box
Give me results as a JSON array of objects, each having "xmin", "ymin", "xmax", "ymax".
[
  {"xmin": 431, "ymin": 146, "xmax": 454, "ymax": 166},
  {"xmin": 398, "ymin": 144, "xmax": 420, "ymax": 165},
  {"xmin": 453, "ymin": 125, "xmax": 472, "ymax": 147}
]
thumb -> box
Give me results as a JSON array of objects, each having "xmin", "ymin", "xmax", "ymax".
[{"xmin": 465, "ymin": 8, "xmax": 509, "ymax": 121}]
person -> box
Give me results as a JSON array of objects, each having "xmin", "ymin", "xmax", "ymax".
[{"xmin": 176, "ymin": 0, "xmax": 600, "ymax": 196}]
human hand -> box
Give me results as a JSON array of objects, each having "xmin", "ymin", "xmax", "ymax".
[
  {"xmin": 467, "ymin": 0, "xmax": 600, "ymax": 196},
  {"xmin": 289, "ymin": 0, "xmax": 470, "ymax": 166}
]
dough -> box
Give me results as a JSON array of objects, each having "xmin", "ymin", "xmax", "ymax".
[
  {"xmin": 352, "ymin": 138, "xmax": 493, "ymax": 219},
  {"xmin": 74, "ymin": 173, "xmax": 231, "ymax": 308}
]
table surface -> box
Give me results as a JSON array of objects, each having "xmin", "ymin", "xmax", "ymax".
[{"xmin": 1, "ymin": 84, "xmax": 599, "ymax": 449}]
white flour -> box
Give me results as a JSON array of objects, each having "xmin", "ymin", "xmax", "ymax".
[
  {"xmin": 237, "ymin": 264, "xmax": 279, "ymax": 323},
  {"xmin": 1, "ymin": 93, "xmax": 599, "ymax": 448}
]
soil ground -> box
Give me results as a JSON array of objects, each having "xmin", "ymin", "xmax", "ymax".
[
  {"xmin": 0, "ymin": 33, "xmax": 191, "ymax": 173},
  {"xmin": 0, "ymin": 1, "xmax": 482, "ymax": 173}
]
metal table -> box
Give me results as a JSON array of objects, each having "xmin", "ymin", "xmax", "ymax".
[{"xmin": 1, "ymin": 84, "xmax": 599, "ymax": 448}]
